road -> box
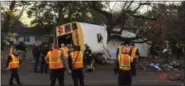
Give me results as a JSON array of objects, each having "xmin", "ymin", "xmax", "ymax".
[
  {"xmin": 1, "ymin": 46, "xmax": 184, "ymax": 86},
  {"xmin": 1, "ymin": 63, "xmax": 184, "ymax": 86}
]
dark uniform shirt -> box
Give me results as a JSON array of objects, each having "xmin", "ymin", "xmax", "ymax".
[
  {"xmin": 15, "ymin": 43, "xmax": 26, "ymax": 52},
  {"xmin": 32, "ymin": 45, "xmax": 40, "ymax": 57},
  {"xmin": 40, "ymin": 46, "xmax": 49, "ymax": 57},
  {"xmin": 84, "ymin": 46, "xmax": 92, "ymax": 57}
]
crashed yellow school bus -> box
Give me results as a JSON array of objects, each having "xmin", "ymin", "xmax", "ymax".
[{"xmin": 56, "ymin": 22, "xmax": 108, "ymax": 55}]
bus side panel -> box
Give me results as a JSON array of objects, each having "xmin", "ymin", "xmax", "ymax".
[
  {"xmin": 77, "ymin": 23, "xmax": 85, "ymax": 51},
  {"xmin": 79, "ymin": 23, "xmax": 108, "ymax": 54}
]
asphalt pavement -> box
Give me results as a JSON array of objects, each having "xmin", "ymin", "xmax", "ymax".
[
  {"xmin": 1, "ymin": 47, "xmax": 184, "ymax": 86},
  {"xmin": 1, "ymin": 64, "xmax": 184, "ymax": 86}
]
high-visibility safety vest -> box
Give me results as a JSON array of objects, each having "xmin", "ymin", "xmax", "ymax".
[
  {"xmin": 118, "ymin": 54, "xmax": 133, "ymax": 71},
  {"xmin": 48, "ymin": 49, "xmax": 64, "ymax": 69},
  {"xmin": 8, "ymin": 54, "xmax": 20, "ymax": 69},
  {"xmin": 70, "ymin": 51, "xmax": 84, "ymax": 69},
  {"xmin": 131, "ymin": 47, "xmax": 137, "ymax": 59},
  {"xmin": 118, "ymin": 45, "xmax": 124, "ymax": 54},
  {"xmin": 60, "ymin": 47, "xmax": 69, "ymax": 59}
]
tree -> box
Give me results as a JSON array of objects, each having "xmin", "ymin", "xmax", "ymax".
[
  {"xmin": 26, "ymin": 1, "xmax": 159, "ymax": 43},
  {"xmin": 1, "ymin": 1, "xmax": 31, "ymax": 50},
  {"xmin": 1, "ymin": 1, "xmax": 31, "ymax": 32},
  {"xmin": 27, "ymin": 1, "xmax": 96, "ymax": 34},
  {"xmin": 87, "ymin": 1, "xmax": 158, "ymax": 42},
  {"xmin": 142, "ymin": 2, "xmax": 185, "ymax": 55}
]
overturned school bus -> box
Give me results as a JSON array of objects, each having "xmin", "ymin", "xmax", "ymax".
[{"xmin": 56, "ymin": 22, "xmax": 108, "ymax": 55}]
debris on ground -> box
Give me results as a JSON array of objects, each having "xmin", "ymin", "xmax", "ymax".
[{"xmin": 160, "ymin": 71, "xmax": 184, "ymax": 82}]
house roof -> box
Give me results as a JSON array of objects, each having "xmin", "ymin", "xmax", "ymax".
[{"xmin": 11, "ymin": 21, "xmax": 49, "ymax": 36}]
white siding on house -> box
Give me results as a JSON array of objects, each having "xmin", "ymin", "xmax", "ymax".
[
  {"xmin": 5, "ymin": 35, "xmax": 48, "ymax": 45},
  {"xmin": 17, "ymin": 36, "xmax": 35, "ymax": 45}
]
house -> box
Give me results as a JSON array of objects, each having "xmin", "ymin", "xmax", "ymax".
[{"xmin": 5, "ymin": 21, "xmax": 52, "ymax": 45}]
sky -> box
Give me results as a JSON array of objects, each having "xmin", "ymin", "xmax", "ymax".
[{"xmin": 1, "ymin": 1, "xmax": 181, "ymax": 27}]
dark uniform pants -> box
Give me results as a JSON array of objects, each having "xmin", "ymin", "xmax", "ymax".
[
  {"xmin": 40, "ymin": 57, "xmax": 48, "ymax": 73},
  {"xmin": 131, "ymin": 59, "xmax": 137, "ymax": 76},
  {"xmin": 118, "ymin": 70, "xmax": 132, "ymax": 86},
  {"xmin": 9, "ymin": 68, "xmax": 21, "ymax": 85},
  {"xmin": 72, "ymin": 69, "xmax": 84, "ymax": 86},
  {"xmin": 50, "ymin": 68, "xmax": 65, "ymax": 86},
  {"xmin": 34, "ymin": 56, "xmax": 39, "ymax": 73}
]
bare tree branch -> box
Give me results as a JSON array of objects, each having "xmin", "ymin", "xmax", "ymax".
[
  {"xmin": 131, "ymin": 2, "xmax": 151, "ymax": 14},
  {"xmin": 111, "ymin": 1, "xmax": 118, "ymax": 12},
  {"xmin": 88, "ymin": 2, "xmax": 112, "ymax": 17},
  {"xmin": 123, "ymin": 1, "xmax": 129, "ymax": 9},
  {"xmin": 105, "ymin": 1, "xmax": 112, "ymax": 13},
  {"xmin": 126, "ymin": 1, "xmax": 134, "ymax": 10}
]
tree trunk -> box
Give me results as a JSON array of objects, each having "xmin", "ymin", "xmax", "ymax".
[{"xmin": 2, "ymin": 1, "xmax": 16, "ymax": 33}]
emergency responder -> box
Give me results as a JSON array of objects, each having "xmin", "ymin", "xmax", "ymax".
[
  {"xmin": 45, "ymin": 43, "xmax": 71, "ymax": 86},
  {"xmin": 5, "ymin": 49, "xmax": 22, "ymax": 86},
  {"xmin": 15, "ymin": 41, "xmax": 27, "ymax": 63},
  {"xmin": 60, "ymin": 43, "xmax": 70, "ymax": 85},
  {"xmin": 32, "ymin": 43, "xmax": 40, "ymax": 73},
  {"xmin": 114, "ymin": 42, "xmax": 133, "ymax": 86},
  {"xmin": 129, "ymin": 43, "xmax": 139, "ymax": 76},
  {"xmin": 9, "ymin": 41, "xmax": 16, "ymax": 54},
  {"xmin": 84, "ymin": 44, "xmax": 94, "ymax": 72},
  {"xmin": 40, "ymin": 42, "xmax": 49, "ymax": 74},
  {"xmin": 68, "ymin": 46, "xmax": 85, "ymax": 86},
  {"xmin": 60, "ymin": 43, "xmax": 69, "ymax": 59}
]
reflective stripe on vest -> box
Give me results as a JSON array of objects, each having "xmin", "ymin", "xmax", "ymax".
[
  {"xmin": 131, "ymin": 47, "xmax": 137, "ymax": 59},
  {"xmin": 8, "ymin": 54, "xmax": 19, "ymax": 69},
  {"xmin": 118, "ymin": 54, "xmax": 131, "ymax": 71},
  {"xmin": 71, "ymin": 51, "xmax": 83, "ymax": 69},
  {"xmin": 48, "ymin": 50, "xmax": 64, "ymax": 69}
]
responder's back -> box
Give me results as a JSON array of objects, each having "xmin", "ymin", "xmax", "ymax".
[
  {"xmin": 8, "ymin": 54, "xmax": 20, "ymax": 69},
  {"xmin": 48, "ymin": 49, "xmax": 64, "ymax": 69},
  {"xmin": 70, "ymin": 50, "xmax": 84, "ymax": 69},
  {"xmin": 118, "ymin": 47, "xmax": 133, "ymax": 71}
]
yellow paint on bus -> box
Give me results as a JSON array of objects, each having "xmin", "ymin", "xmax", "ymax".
[{"xmin": 56, "ymin": 22, "xmax": 84, "ymax": 52}]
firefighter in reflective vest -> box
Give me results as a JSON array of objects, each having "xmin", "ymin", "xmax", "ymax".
[
  {"xmin": 5, "ymin": 49, "xmax": 22, "ymax": 86},
  {"xmin": 45, "ymin": 43, "xmax": 71, "ymax": 86},
  {"xmin": 129, "ymin": 43, "xmax": 139, "ymax": 76},
  {"xmin": 84, "ymin": 44, "xmax": 94, "ymax": 72},
  {"xmin": 60, "ymin": 43, "xmax": 69, "ymax": 59},
  {"xmin": 114, "ymin": 42, "xmax": 133, "ymax": 86},
  {"xmin": 68, "ymin": 46, "xmax": 85, "ymax": 86}
]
